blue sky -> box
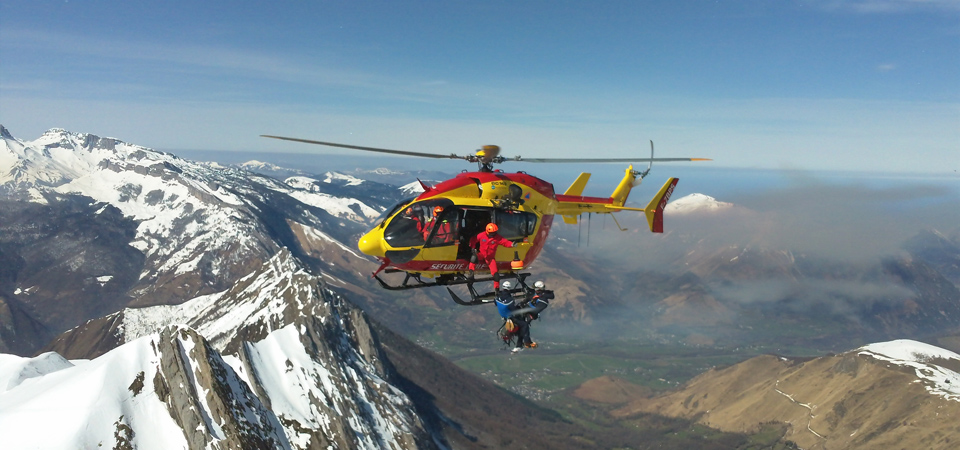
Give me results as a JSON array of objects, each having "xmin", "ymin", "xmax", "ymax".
[{"xmin": 1, "ymin": 0, "xmax": 958, "ymax": 174}]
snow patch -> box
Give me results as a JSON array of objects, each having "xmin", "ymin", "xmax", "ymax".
[
  {"xmin": 323, "ymin": 171, "xmax": 364, "ymax": 186},
  {"xmin": 0, "ymin": 352, "xmax": 74, "ymax": 393},
  {"xmin": 859, "ymin": 339, "xmax": 960, "ymax": 402},
  {"xmin": 0, "ymin": 334, "xmax": 189, "ymax": 449}
]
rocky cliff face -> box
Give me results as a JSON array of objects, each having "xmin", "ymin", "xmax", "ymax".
[
  {"xmin": 40, "ymin": 250, "xmax": 435, "ymax": 449},
  {"xmin": 1, "ymin": 326, "xmax": 290, "ymax": 449},
  {"xmin": 0, "ymin": 126, "xmax": 441, "ymax": 449},
  {"xmin": 0, "ymin": 293, "xmax": 50, "ymax": 356}
]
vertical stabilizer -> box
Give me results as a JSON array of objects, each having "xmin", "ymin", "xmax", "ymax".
[
  {"xmin": 563, "ymin": 173, "xmax": 591, "ymax": 195},
  {"xmin": 644, "ymin": 177, "xmax": 678, "ymax": 233}
]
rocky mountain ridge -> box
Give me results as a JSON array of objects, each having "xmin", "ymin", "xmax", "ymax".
[
  {"xmin": 611, "ymin": 339, "xmax": 960, "ymax": 449},
  {"xmin": 0, "ymin": 126, "xmax": 641, "ymax": 449},
  {"xmin": 0, "ymin": 125, "xmax": 389, "ymax": 353}
]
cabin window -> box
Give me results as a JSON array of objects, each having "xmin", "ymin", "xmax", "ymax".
[{"xmin": 495, "ymin": 210, "xmax": 538, "ymax": 240}]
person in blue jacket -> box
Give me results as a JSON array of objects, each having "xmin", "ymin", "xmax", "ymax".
[
  {"xmin": 527, "ymin": 280, "xmax": 553, "ymax": 320},
  {"xmin": 496, "ymin": 281, "xmax": 534, "ymax": 352}
]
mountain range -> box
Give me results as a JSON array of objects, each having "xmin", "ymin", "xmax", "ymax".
[
  {"xmin": 2, "ymin": 125, "xmax": 958, "ymax": 449},
  {"xmin": 610, "ymin": 339, "xmax": 960, "ymax": 449},
  {"xmin": 0, "ymin": 125, "xmax": 637, "ymax": 449}
]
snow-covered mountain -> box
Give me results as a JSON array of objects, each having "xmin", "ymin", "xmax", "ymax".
[
  {"xmin": 239, "ymin": 159, "xmax": 307, "ymax": 177},
  {"xmin": 1, "ymin": 326, "xmax": 291, "ymax": 449},
  {"xmin": 399, "ymin": 180, "xmax": 427, "ymax": 197},
  {"xmin": 664, "ymin": 193, "xmax": 733, "ymax": 214},
  {"xmin": 0, "ymin": 126, "xmax": 439, "ymax": 448},
  {"xmin": 0, "ymin": 126, "xmax": 611, "ymax": 450},
  {"xmin": 0, "ymin": 126, "xmax": 386, "ymax": 338},
  {"xmin": 11, "ymin": 250, "xmax": 432, "ymax": 449}
]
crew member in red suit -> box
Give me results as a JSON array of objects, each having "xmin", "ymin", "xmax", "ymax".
[
  {"xmin": 403, "ymin": 207, "xmax": 427, "ymax": 239},
  {"xmin": 428, "ymin": 206, "xmax": 456, "ymax": 244},
  {"xmin": 468, "ymin": 223, "xmax": 515, "ymax": 292},
  {"xmin": 422, "ymin": 206, "xmax": 445, "ymax": 241}
]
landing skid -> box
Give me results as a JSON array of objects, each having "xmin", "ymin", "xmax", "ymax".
[
  {"xmin": 446, "ymin": 273, "xmax": 532, "ymax": 306},
  {"xmin": 372, "ymin": 270, "xmax": 532, "ymax": 306}
]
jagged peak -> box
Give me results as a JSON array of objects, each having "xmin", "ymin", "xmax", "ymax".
[
  {"xmin": 0, "ymin": 124, "xmax": 14, "ymax": 140},
  {"xmin": 399, "ymin": 180, "xmax": 425, "ymax": 196},
  {"xmin": 118, "ymin": 248, "xmax": 322, "ymax": 351},
  {"xmin": 1, "ymin": 323, "xmax": 291, "ymax": 450}
]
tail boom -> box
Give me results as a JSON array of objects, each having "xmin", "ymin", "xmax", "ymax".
[{"xmin": 555, "ymin": 177, "xmax": 679, "ymax": 233}]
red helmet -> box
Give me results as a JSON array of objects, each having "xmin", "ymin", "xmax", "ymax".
[
  {"xmin": 433, "ymin": 206, "xmax": 444, "ymax": 216},
  {"xmin": 485, "ymin": 223, "xmax": 498, "ymax": 233}
]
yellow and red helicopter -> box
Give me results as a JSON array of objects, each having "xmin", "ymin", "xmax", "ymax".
[{"xmin": 262, "ymin": 135, "xmax": 709, "ymax": 304}]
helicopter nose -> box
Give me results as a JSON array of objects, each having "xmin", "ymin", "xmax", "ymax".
[{"xmin": 357, "ymin": 231, "xmax": 385, "ymax": 257}]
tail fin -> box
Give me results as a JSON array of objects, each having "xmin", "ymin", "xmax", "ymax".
[
  {"xmin": 561, "ymin": 173, "xmax": 592, "ymax": 224},
  {"xmin": 564, "ymin": 173, "xmax": 591, "ymax": 195},
  {"xmin": 643, "ymin": 177, "xmax": 678, "ymax": 233}
]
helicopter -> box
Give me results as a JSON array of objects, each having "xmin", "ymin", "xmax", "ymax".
[{"xmin": 262, "ymin": 135, "xmax": 709, "ymax": 304}]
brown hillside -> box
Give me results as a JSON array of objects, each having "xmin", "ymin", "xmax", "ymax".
[
  {"xmin": 613, "ymin": 352, "xmax": 960, "ymax": 450},
  {"xmin": 571, "ymin": 375, "xmax": 653, "ymax": 405}
]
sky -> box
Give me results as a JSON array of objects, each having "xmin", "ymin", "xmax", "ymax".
[{"xmin": 1, "ymin": 0, "xmax": 958, "ymax": 174}]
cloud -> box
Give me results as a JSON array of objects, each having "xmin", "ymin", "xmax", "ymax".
[
  {"xmin": 876, "ymin": 63, "xmax": 898, "ymax": 72},
  {"xmin": 555, "ymin": 172, "xmax": 960, "ymax": 268},
  {"xmin": 711, "ymin": 279, "xmax": 916, "ymax": 312}
]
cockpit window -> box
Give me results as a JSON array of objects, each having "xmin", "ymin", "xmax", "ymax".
[
  {"xmin": 377, "ymin": 197, "xmax": 415, "ymax": 227},
  {"xmin": 383, "ymin": 198, "xmax": 455, "ymax": 248}
]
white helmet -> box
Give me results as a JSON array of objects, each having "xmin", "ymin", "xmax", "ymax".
[
  {"xmin": 501, "ymin": 281, "xmax": 512, "ymax": 290},
  {"xmin": 534, "ymin": 281, "xmax": 545, "ymax": 290}
]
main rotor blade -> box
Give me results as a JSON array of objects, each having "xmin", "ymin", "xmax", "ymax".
[
  {"xmin": 511, "ymin": 157, "xmax": 712, "ymax": 163},
  {"xmin": 261, "ymin": 135, "xmax": 468, "ymax": 160}
]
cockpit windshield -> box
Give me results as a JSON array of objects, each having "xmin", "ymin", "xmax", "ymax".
[
  {"xmin": 377, "ymin": 197, "xmax": 415, "ymax": 227},
  {"xmin": 383, "ymin": 198, "xmax": 455, "ymax": 248}
]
